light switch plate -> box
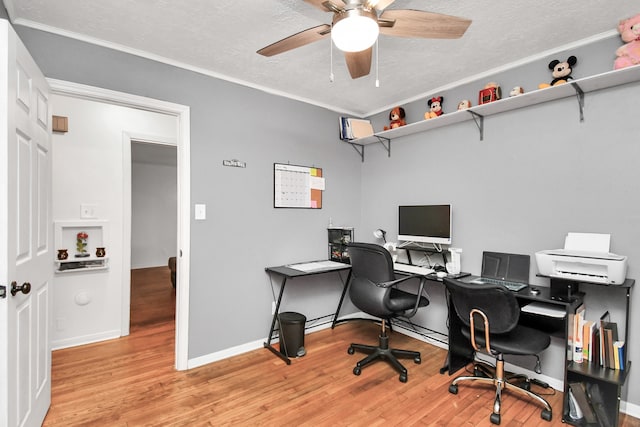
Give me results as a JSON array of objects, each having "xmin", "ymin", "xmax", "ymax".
[
  {"xmin": 80, "ymin": 203, "xmax": 97, "ymax": 218},
  {"xmin": 195, "ymin": 204, "xmax": 206, "ymax": 220}
]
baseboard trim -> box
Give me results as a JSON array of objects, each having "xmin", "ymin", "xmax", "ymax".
[{"xmin": 52, "ymin": 330, "xmax": 121, "ymax": 351}]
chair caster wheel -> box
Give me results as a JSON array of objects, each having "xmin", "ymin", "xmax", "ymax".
[
  {"xmin": 399, "ymin": 373, "xmax": 407, "ymax": 383},
  {"xmin": 414, "ymin": 356, "xmax": 421, "ymax": 364},
  {"xmin": 541, "ymin": 409, "xmax": 552, "ymax": 421},
  {"xmin": 448, "ymin": 384, "xmax": 458, "ymax": 394},
  {"xmin": 490, "ymin": 413, "xmax": 501, "ymax": 425},
  {"xmin": 347, "ymin": 346, "xmax": 354, "ymax": 355},
  {"xmin": 353, "ymin": 367, "xmax": 361, "ymax": 376}
]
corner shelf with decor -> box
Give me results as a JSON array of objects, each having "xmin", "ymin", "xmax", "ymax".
[
  {"xmin": 343, "ymin": 64, "xmax": 640, "ymax": 161},
  {"xmin": 54, "ymin": 220, "xmax": 109, "ymax": 273}
]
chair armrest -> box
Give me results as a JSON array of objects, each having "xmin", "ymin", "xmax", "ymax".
[
  {"xmin": 377, "ymin": 274, "xmax": 424, "ymax": 288},
  {"xmin": 378, "ymin": 275, "xmax": 427, "ymax": 318}
]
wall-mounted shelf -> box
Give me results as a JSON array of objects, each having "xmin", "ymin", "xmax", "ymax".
[
  {"xmin": 54, "ymin": 220, "xmax": 109, "ymax": 274},
  {"xmin": 55, "ymin": 257, "xmax": 109, "ymax": 273},
  {"xmin": 344, "ymin": 65, "xmax": 640, "ymax": 161}
]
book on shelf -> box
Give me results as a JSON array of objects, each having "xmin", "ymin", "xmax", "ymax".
[
  {"xmin": 339, "ymin": 117, "xmax": 373, "ymax": 141},
  {"xmin": 614, "ymin": 340, "xmax": 625, "ymax": 370},
  {"xmin": 602, "ymin": 320, "xmax": 618, "ymax": 369}
]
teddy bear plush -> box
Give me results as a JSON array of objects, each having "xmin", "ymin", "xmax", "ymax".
[
  {"xmin": 384, "ymin": 107, "xmax": 406, "ymax": 130},
  {"xmin": 538, "ymin": 56, "xmax": 577, "ymax": 89},
  {"xmin": 614, "ymin": 13, "xmax": 640, "ymax": 70},
  {"xmin": 424, "ymin": 96, "xmax": 444, "ymax": 119}
]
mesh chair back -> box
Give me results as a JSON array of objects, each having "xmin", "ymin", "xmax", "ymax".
[
  {"xmin": 443, "ymin": 277, "xmax": 520, "ymax": 335},
  {"xmin": 347, "ymin": 242, "xmax": 396, "ymax": 318}
]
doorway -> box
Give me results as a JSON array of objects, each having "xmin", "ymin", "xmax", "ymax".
[
  {"xmin": 48, "ymin": 79, "xmax": 191, "ymax": 370},
  {"xmin": 130, "ymin": 141, "xmax": 178, "ymax": 329}
]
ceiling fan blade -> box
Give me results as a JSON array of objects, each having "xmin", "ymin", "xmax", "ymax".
[
  {"xmin": 304, "ymin": 0, "xmax": 342, "ymax": 12},
  {"xmin": 257, "ymin": 24, "xmax": 331, "ymax": 57},
  {"xmin": 366, "ymin": 0, "xmax": 396, "ymax": 11},
  {"xmin": 344, "ymin": 47, "xmax": 372, "ymax": 79},
  {"xmin": 379, "ymin": 10, "xmax": 471, "ymax": 39}
]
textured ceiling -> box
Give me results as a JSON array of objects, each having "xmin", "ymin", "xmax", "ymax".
[{"xmin": 4, "ymin": 0, "xmax": 638, "ymax": 116}]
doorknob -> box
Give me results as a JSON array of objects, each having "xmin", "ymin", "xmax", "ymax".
[
  {"xmin": 11, "ymin": 281, "xmax": 31, "ymax": 296},
  {"xmin": 0, "ymin": 285, "xmax": 5, "ymax": 298}
]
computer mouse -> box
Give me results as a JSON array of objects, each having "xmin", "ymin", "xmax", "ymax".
[
  {"xmin": 436, "ymin": 271, "xmax": 447, "ymax": 279},
  {"xmin": 530, "ymin": 287, "xmax": 540, "ymax": 295}
]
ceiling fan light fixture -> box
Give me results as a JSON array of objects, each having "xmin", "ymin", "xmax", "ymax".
[{"xmin": 331, "ymin": 9, "xmax": 379, "ymax": 53}]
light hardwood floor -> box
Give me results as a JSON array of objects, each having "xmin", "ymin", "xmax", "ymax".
[{"xmin": 43, "ymin": 267, "xmax": 640, "ymax": 426}]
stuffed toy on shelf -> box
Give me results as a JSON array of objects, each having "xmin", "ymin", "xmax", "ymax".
[
  {"xmin": 509, "ymin": 86, "xmax": 525, "ymax": 97},
  {"xmin": 424, "ymin": 96, "xmax": 444, "ymax": 119},
  {"xmin": 614, "ymin": 13, "xmax": 640, "ymax": 70},
  {"xmin": 384, "ymin": 106, "xmax": 406, "ymax": 130},
  {"xmin": 538, "ymin": 56, "xmax": 577, "ymax": 89},
  {"xmin": 457, "ymin": 99, "xmax": 472, "ymax": 110}
]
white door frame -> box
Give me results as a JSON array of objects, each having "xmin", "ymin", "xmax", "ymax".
[{"xmin": 47, "ymin": 79, "xmax": 191, "ymax": 370}]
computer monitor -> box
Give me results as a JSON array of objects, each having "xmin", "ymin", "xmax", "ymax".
[{"xmin": 398, "ymin": 204, "xmax": 452, "ymax": 245}]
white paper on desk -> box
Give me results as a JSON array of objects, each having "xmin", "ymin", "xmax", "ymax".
[
  {"xmin": 288, "ymin": 260, "xmax": 344, "ymax": 272},
  {"xmin": 564, "ymin": 232, "xmax": 610, "ymax": 253},
  {"xmin": 521, "ymin": 302, "xmax": 566, "ymax": 319}
]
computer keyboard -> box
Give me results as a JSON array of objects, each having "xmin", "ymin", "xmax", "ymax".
[
  {"xmin": 474, "ymin": 277, "xmax": 527, "ymax": 292},
  {"xmin": 393, "ymin": 263, "xmax": 434, "ymax": 276}
]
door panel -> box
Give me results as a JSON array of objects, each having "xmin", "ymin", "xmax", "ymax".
[{"xmin": 1, "ymin": 20, "xmax": 52, "ymax": 427}]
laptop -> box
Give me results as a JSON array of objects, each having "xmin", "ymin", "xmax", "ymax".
[{"xmin": 470, "ymin": 251, "xmax": 530, "ymax": 292}]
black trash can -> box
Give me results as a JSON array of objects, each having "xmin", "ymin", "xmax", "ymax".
[{"xmin": 278, "ymin": 311, "xmax": 306, "ymax": 357}]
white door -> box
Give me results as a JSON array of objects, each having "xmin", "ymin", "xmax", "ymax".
[{"xmin": 0, "ymin": 21, "xmax": 53, "ymax": 427}]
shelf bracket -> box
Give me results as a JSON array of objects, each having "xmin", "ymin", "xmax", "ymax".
[
  {"xmin": 374, "ymin": 135, "xmax": 391, "ymax": 158},
  {"xmin": 467, "ymin": 110, "xmax": 484, "ymax": 141},
  {"xmin": 570, "ymin": 82, "xmax": 585, "ymax": 122},
  {"xmin": 349, "ymin": 142, "xmax": 365, "ymax": 162}
]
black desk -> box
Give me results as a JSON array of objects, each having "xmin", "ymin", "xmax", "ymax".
[
  {"xmin": 264, "ymin": 261, "xmax": 351, "ymax": 364},
  {"xmin": 440, "ymin": 275, "xmax": 582, "ymax": 376}
]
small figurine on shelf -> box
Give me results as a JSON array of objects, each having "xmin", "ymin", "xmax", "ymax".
[
  {"xmin": 457, "ymin": 99, "xmax": 472, "ymax": 110},
  {"xmin": 96, "ymin": 247, "xmax": 106, "ymax": 258},
  {"xmin": 478, "ymin": 82, "xmax": 501, "ymax": 105},
  {"xmin": 76, "ymin": 231, "xmax": 89, "ymax": 258},
  {"xmin": 57, "ymin": 249, "xmax": 69, "ymax": 260},
  {"xmin": 424, "ymin": 96, "xmax": 444, "ymax": 119},
  {"xmin": 509, "ymin": 86, "xmax": 525, "ymax": 97},
  {"xmin": 383, "ymin": 106, "xmax": 406, "ymax": 130}
]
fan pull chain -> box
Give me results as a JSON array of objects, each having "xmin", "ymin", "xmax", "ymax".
[
  {"xmin": 375, "ymin": 39, "xmax": 380, "ymax": 87},
  {"xmin": 329, "ymin": 35, "xmax": 334, "ymax": 83}
]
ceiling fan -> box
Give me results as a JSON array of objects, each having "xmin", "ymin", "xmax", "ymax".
[{"xmin": 257, "ymin": 0, "xmax": 472, "ymax": 79}]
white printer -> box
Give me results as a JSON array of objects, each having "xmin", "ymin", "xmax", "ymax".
[{"xmin": 536, "ymin": 232, "xmax": 628, "ymax": 285}]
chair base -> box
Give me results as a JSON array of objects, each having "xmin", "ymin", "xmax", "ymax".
[
  {"xmin": 448, "ymin": 357, "xmax": 552, "ymax": 425},
  {"xmin": 348, "ymin": 333, "xmax": 421, "ymax": 383}
]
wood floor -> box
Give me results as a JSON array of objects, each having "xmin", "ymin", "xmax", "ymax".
[{"xmin": 43, "ymin": 267, "xmax": 640, "ymax": 426}]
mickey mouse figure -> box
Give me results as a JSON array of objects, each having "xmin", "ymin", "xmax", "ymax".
[
  {"xmin": 424, "ymin": 96, "xmax": 444, "ymax": 120},
  {"xmin": 539, "ymin": 56, "xmax": 577, "ymax": 89}
]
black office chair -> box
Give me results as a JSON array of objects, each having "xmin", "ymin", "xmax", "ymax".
[
  {"xmin": 443, "ymin": 277, "xmax": 553, "ymax": 424},
  {"xmin": 346, "ymin": 242, "xmax": 429, "ymax": 383}
]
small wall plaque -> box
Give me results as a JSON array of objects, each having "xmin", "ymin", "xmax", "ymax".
[
  {"xmin": 52, "ymin": 115, "xmax": 68, "ymax": 133},
  {"xmin": 222, "ymin": 159, "xmax": 246, "ymax": 168}
]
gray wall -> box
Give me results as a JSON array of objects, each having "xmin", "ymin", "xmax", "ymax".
[
  {"xmin": 14, "ymin": 21, "xmax": 640, "ymax": 407},
  {"xmin": 14, "ymin": 24, "xmax": 362, "ymax": 359}
]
